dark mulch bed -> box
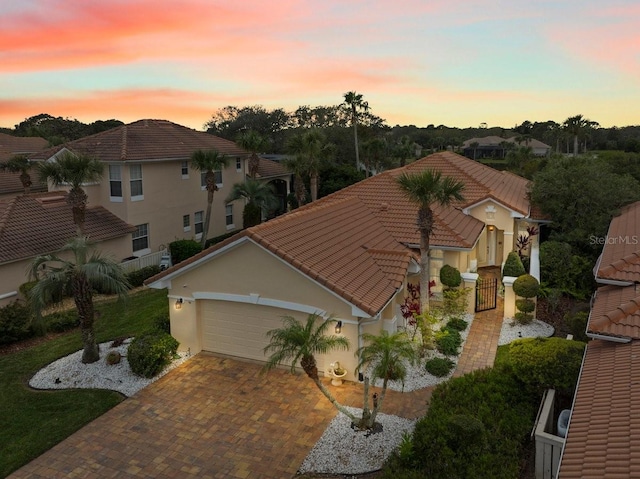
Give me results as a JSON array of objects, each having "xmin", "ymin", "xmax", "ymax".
[{"xmin": 536, "ymin": 296, "xmax": 590, "ymax": 338}]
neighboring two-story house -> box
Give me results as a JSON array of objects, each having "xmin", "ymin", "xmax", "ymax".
[{"xmin": 30, "ymin": 119, "xmax": 289, "ymax": 258}]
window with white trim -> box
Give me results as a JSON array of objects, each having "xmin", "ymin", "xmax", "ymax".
[
  {"xmin": 225, "ymin": 204, "xmax": 234, "ymax": 228},
  {"xmin": 130, "ymin": 164, "xmax": 143, "ymax": 200},
  {"xmin": 183, "ymin": 214, "xmax": 191, "ymax": 232},
  {"xmin": 194, "ymin": 211, "xmax": 204, "ymax": 235},
  {"xmin": 181, "ymin": 161, "xmax": 189, "ymax": 179},
  {"xmin": 109, "ymin": 165, "xmax": 122, "ymax": 201},
  {"xmin": 200, "ymin": 170, "xmax": 223, "ymax": 190},
  {"xmin": 132, "ymin": 224, "xmax": 149, "ymax": 252}
]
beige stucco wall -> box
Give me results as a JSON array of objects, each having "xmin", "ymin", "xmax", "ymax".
[
  {"xmin": 52, "ymin": 159, "xmax": 246, "ymax": 255},
  {"xmin": 0, "ymin": 235, "xmax": 132, "ymax": 307},
  {"xmin": 162, "ymin": 239, "xmax": 397, "ymax": 380},
  {"xmin": 467, "ymin": 200, "xmax": 519, "ymax": 267}
]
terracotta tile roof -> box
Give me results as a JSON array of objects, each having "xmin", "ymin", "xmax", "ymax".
[
  {"xmin": 596, "ymin": 201, "xmax": 640, "ymax": 283},
  {"xmin": 147, "ymin": 151, "xmax": 534, "ymax": 316},
  {"xmin": 558, "ymin": 339, "xmax": 640, "ymax": 478},
  {"xmin": 0, "ymin": 192, "xmax": 135, "ymax": 264},
  {"xmin": 29, "ymin": 119, "xmax": 248, "ymax": 162},
  {"xmin": 0, "ymin": 171, "xmax": 47, "ymax": 196},
  {"xmin": 589, "ymin": 284, "xmax": 640, "ymax": 339},
  {"xmin": 0, "ymin": 133, "xmax": 48, "ymax": 159},
  {"xmin": 256, "ymin": 157, "xmax": 289, "ymax": 178}
]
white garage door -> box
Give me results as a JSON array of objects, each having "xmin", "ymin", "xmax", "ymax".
[{"xmin": 201, "ymin": 300, "xmax": 298, "ymax": 362}]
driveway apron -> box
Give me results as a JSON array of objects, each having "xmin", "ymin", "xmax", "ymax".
[{"xmin": 9, "ymin": 353, "xmax": 432, "ymax": 479}]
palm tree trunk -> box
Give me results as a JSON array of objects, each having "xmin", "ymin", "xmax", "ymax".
[
  {"xmin": 369, "ymin": 378, "xmax": 389, "ymax": 427},
  {"xmin": 352, "ymin": 106, "xmax": 360, "ymax": 170},
  {"xmin": 73, "ymin": 273, "xmax": 99, "ymax": 364},
  {"xmin": 361, "ymin": 377, "xmax": 371, "ymax": 426},
  {"xmin": 310, "ymin": 171, "xmax": 318, "ymax": 202},
  {"xmin": 202, "ymin": 188, "xmax": 214, "ymax": 248},
  {"xmin": 310, "ymin": 377, "xmax": 359, "ymax": 423},
  {"xmin": 420, "ymin": 231, "xmax": 430, "ymax": 313},
  {"xmin": 573, "ymin": 135, "xmax": 579, "ymax": 156}
]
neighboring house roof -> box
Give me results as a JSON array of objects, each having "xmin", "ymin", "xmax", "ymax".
[
  {"xmin": 0, "ymin": 171, "xmax": 47, "ymax": 196},
  {"xmin": 29, "ymin": 119, "xmax": 248, "ymax": 162},
  {"xmin": 595, "ymin": 201, "xmax": 640, "ymax": 283},
  {"xmin": 0, "ymin": 192, "xmax": 135, "ymax": 264},
  {"xmin": 462, "ymin": 135, "xmax": 551, "ymax": 150},
  {"xmin": 559, "ymin": 201, "xmax": 640, "ymax": 478},
  {"xmin": 256, "ymin": 157, "xmax": 289, "ymax": 179},
  {"xmin": 147, "ymin": 151, "xmax": 536, "ymax": 316},
  {"xmin": 0, "ymin": 133, "xmax": 49, "ymax": 160},
  {"xmin": 559, "ymin": 339, "xmax": 640, "ymax": 478}
]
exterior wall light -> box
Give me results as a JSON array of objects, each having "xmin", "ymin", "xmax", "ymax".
[
  {"xmin": 175, "ymin": 298, "xmax": 183, "ymax": 310},
  {"xmin": 334, "ymin": 320, "xmax": 342, "ymax": 334}
]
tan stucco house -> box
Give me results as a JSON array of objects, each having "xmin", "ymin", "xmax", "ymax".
[
  {"xmin": 0, "ymin": 192, "xmax": 134, "ymax": 305},
  {"xmin": 145, "ymin": 151, "xmax": 545, "ymax": 379},
  {"xmin": 30, "ymin": 119, "xmax": 291, "ymax": 258}
]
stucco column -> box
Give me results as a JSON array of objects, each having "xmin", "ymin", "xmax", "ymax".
[
  {"xmin": 529, "ymin": 234, "xmax": 540, "ymax": 282},
  {"xmin": 502, "ymin": 276, "xmax": 517, "ymax": 320},
  {"xmin": 460, "ymin": 272, "xmax": 479, "ymax": 315}
]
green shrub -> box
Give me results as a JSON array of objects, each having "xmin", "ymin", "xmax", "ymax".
[
  {"xmin": 169, "ymin": 239, "xmax": 202, "ymax": 265},
  {"xmin": 502, "ymin": 251, "xmax": 526, "ymax": 277},
  {"xmin": 435, "ymin": 327, "xmax": 462, "ymax": 356},
  {"xmin": 425, "ymin": 357, "xmax": 455, "ymax": 377},
  {"xmin": 514, "ymin": 311, "xmax": 534, "ymax": 325},
  {"xmin": 127, "ymin": 331, "xmax": 179, "ymax": 378},
  {"xmin": 513, "ymin": 274, "xmax": 540, "ymax": 298},
  {"xmin": 18, "ymin": 281, "xmax": 37, "ymax": 300},
  {"xmin": 506, "ymin": 337, "xmax": 585, "ymax": 394},
  {"xmin": 446, "ymin": 316, "xmax": 468, "ymax": 331},
  {"xmin": 564, "ymin": 311, "xmax": 589, "ymax": 342},
  {"xmin": 153, "ymin": 313, "xmax": 171, "ymax": 334},
  {"xmin": 515, "ymin": 298, "xmax": 535, "ymax": 313},
  {"xmin": 439, "ymin": 265, "xmax": 462, "ymax": 289},
  {"xmin": 442, "ymin": 288, "xmax": 470, "ymax": 316},
  {"xmin": 391, "ymin": 366, "xmax": 537, "ymax": 479},
  {"xmin": 242, "ymin": 202, "xmax": 262, "ymax": 229},
  {"xmin": 126, "ymin": 265, "xmax": 161, "ymax": 288},
  {"xmin": 204, "ymin": 230, "xmax": 239, "ymax": 249},
  {"xmin": 0, "ymin": 301, "xmax": 33, "ymax": 344},
  {"xmin": 45, "ymin": 311, "xmax": 79, "ymax": 333}
]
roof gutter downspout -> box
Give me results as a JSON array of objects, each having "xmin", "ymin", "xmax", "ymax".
[{"xmin": 585, "ymin": 333, "xmax": 632, "ymax": 343}]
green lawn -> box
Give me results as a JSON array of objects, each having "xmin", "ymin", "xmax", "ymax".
[{"xmin": 0, "ymin": 288, "xmax": 168, "ymax": 478}]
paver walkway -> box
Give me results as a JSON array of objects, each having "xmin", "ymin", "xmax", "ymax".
[{"xmin": 454, "ymin": 267, "xmax": 505, "ymax": 377}]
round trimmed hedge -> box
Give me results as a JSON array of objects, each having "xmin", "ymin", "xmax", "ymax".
[
  {"xmin": 440, "ymin": 265, "xmax": 462, "ymax": 288},
  {"xmin": 513, "ymin": 274, "xmax": 540, "ymax": 298}
]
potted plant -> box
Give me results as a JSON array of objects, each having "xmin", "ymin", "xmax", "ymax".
[{"xmin": 330, "ymin": 361, "xmax": 347, "ymax": 386}]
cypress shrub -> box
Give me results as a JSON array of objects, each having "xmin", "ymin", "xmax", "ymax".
[{"xmin": 502, "ymin": 251, "xmax": 526, "ymax": 277}]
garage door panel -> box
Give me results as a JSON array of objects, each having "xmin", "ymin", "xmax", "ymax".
[{"xmin": 201, "ymin": 301, "xmax": 295, "ymax": 362}]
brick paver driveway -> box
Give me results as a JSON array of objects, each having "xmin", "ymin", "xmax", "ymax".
[{"xmin": 10, "ymin": 353, "xmax": 430, "ymax": 479}]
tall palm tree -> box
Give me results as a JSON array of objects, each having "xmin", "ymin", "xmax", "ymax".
[
  {"xmin": 361, "ymin": 137, "xmax": 387, "ymax": 177},
  {"xmin": 355, "ymin": 331, "xmax": 417, "ymax": 429},
  {"xmin": 191, "ymin": 149, "xmax": 229, "ymax": 248},
  {"xmin": 287, "ymin": 129, "xmax": 334, "ymax": 202},
  {"xmin": 263, "ymin": 314, "xmax": 359, "ymax": 423},
  {"xmin": 283, "ymin": 155, "xmax": 308, "ymax": 208},
  {"xmin": 236, "ymin": 130, "xmax": 267, "ymax": 179},
  {"xmin": 396, "ymin": 170, "xmax": 465, "ymax": 312},
  {"xmin": 226, "ymin": 178, "xmax": 277, "ymax": 228},
  {"xmin": 343, "ymin": 91, "xmax": 369, "ymax": 171},
  {"xmin": 28, "ymin": 237, "xmax": 130, "ymax": 364},
  {"xmin": 37, "ymin": 152, "xmax": 104, "ymax": 236},
  {"xmin": 563, "ymin": 114, "xmax": 599, "ymax": 156},
  {"xmin": 0, "ymin": 155, "xmax": 33, "ymax": 194}
]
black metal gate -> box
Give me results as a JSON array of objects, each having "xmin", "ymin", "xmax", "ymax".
[{"xmin": 475, "ymin": 277, "xmax": 498, "ymax": 312}]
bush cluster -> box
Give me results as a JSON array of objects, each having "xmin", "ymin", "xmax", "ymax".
[
  {"xmin": 435, "ymin": 327, "xmax": 462, "ymax": 356},
  {"xmin": 506, "ymin": 337, "xmax": 585, "ymax": 395},
  {"xmin": 153, "ymin": 313, "xmax": 171, "ymax": 334},
  {"xmin": 127, "ymin": 331, "xmax": 179, "ymax": 378},
  {"xmin": 125, "ymin": 265, "xmax": 161, "ymax": 288},
  {"xmin": 446, "ymin": 316, "xmax": 468, "ymax": 332},
  {"xmin": 442, "ymin": 288, "xmax": 470, "ymax": 317},
  {"xmin": 169, "ymin": 239, "xmax": 202, "ymax": 265},
  {"xmin": 0, "ymin": 301, "xmax": 33, "ymax": 345},
  {"xmin": 564, "ymin": 311, "xmax": 589, "ymax": 342},
  {"xmin": 425, "ymin": 357, "xmax": 455, "ymax": 377},
  {"xmin": 45, "ymin": 311, "xmax": 79, "ymax": 333},
  {"xmin": 383, "ymin": 366, "xmax": 537, "ymax": 479}
]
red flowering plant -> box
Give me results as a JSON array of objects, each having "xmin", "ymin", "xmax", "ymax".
[{"xmin": 400, "ymin": 281, "xmax": 436, "ymax": 342}]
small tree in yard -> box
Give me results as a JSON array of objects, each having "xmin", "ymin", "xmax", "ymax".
[
  {"xmin": 263, "ymin": 314, "xmax": 417, "ymax": 430},
  {"xmin": 513, "ymin": 274, "xmax": 540, "ymax": 324},
  {"xmin": 28, "ymin": 237, "xmax": 130, "ymax": 363}
]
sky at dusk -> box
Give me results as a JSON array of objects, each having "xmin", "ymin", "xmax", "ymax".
[{"xmin": 1, "ymin": 0, "xmax": 639, "ymax": 131}]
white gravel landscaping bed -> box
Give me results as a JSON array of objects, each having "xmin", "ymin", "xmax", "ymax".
[
  {"xmin": 498, "ymin": 318, "xmax": 555, "ymax": 345},
  {"xmin": 29, "ymin": 338, "xmax": 191, "ymax": 397},
  {"xmin": 298, "ymin": 406, "xmax": 415, "ymax": 475}
]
